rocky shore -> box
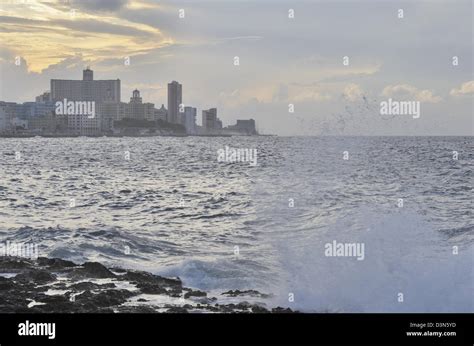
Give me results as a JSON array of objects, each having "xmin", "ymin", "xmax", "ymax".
[{"xmin": 0, "ymin": 256, "xmax": 293, "ymax": 313}]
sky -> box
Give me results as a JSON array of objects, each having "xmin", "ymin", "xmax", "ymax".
[{"xmin": 0, "ymin": 0, "xmax": 472, "ymax": 135}]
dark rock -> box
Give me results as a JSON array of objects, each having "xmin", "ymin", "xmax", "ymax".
[
  {"xmin": 0, "ymin": 256, "xmax": 289, "ymax": 314},
  {"xmin": 14, "ymin": 269, "xmax": 56, "ymax": 284},
  {"xmin": 116, "ymin": 305, "xmax": 157, "ymax": 313},
  {"xmin": 37, "ymin": 257, "xmax": 76, "ymax": 269},
  {"xmin": 120, "ymin": 270, "xmax": 182, "ymax": 295},
  {"xmin": 69, "ymin": 281, "xmax": 116, "ymax": 291},
  {"xmin": 184, "ymin": 290, "xmax": 207, "ymax": 299},
  {"xmin": 75, "ymin": 289, "xmax": 134, "ymax": 308},
  {"xmin": 0, "ymin": 276, "xmax": 16, "ymax": 290},
  {"xmin": 75, "ymin": 262, "xmax": 116, "ymax": 279},
  {"xmin": 0, "ymin": 257, "xmax": 33, "ymax": 270},
  {"xmin": 136, "ymin": 282, "xmax": 167, "ymax": 295},
  {"xmin": 221, "ymin": 289, "xmax": 270, "ymax": 298},
  {"xmin": 166, "ymin": 306, "xmax": 189, "ymax": 313},
  {"xmin": 271, "ymin": 307, "xmax": 294, "ymax": 313},
  {"xmin": 121, "ymin": 271, "xmax": 181, "ymax": 288},
  {"xmin": 110, "ymin": 267, "xmax": 127, "ymax": 274},
  {"xmin": 251, "ymin": 305, "xmax": 269, "ymax": 313}
]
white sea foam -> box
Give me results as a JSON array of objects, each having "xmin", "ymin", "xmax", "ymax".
[{"xmin": 271, "ymin": 208, "xmax": 473, "ymax": 312}]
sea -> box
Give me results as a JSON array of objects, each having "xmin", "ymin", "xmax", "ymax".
[{"xmin": 0, "ymin": 136, "xmax": 472, "ymax": 312}]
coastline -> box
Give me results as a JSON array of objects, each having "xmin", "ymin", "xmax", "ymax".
[
  {"xmin": 0, "ymin": 134, "xmax": 272, "ymax": 138},
  {"xmin": 0, "ymin": 256, "xmax": 293, "ymax": 313}
]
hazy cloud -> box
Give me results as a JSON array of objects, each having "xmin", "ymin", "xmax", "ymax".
[
  {"xmin": 382, "ymin": 84, "xmax": 442, "ymax": 103},
  {"xmin": 450, "ymin": 81, "xmax": 474, "ymax": 97},
  {"xmin": 0, "ymin": 0, "xmax": 472, "ymax": 135}
]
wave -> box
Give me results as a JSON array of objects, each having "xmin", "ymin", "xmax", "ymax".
[
  {"xmin": 270, "ymin": 208, "xmax": 473, "ymax": 312},
  {"xmin": 155, "ymin": 257, "xmax": 273, "ymax": 292}
]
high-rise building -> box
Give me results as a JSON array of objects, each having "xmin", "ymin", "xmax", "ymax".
[
  {"xmin": 0, "ymin": 102, "xmax": 18, "ymax": 133},
  {"xmin": 97, "ymin": 101, "xmax": 127, "ymax": 133},
  {"xmin": 130, "ymin": 89, "xmax": 142, "ymax": 103},
  {"xmin": 51, "ymin": 68, "xmax": 120, "ymax": 103},
  {"xmin": 35, "ymin": 91, "xmax": 51, "ymax": 103},
  {"xmin": 128, "ymin": 89, "xmax": 155, "ymax": 121},
  {"xmin": 167, "ymin": 81, "xmax": 182, "ymax": 124},
  {"xmin": 50, "ymin": 68, "xmax": 120, "ymax": 135},
  {"xmin": 183, "ymin": 106, "xmax": 197, "ymax": 134},
  {"xmin": 154, "ymin": 104, "xmax": 167, "ymax": 122},
  {"xmin": 0, "ymin": 105, "xmax": 7, "ymax": 133},
  {"xmin": 225, "ymin": 119, "xmax": 257, "ymax": 135},
  {"xmin": 97, "ymin": 90, "xmax": 155, "ymax": 132},
  {"xmin": 83, "ymin": 67, "xmax": 93, "ymax": 81},
  {"xmin": 28, "ymin": 113, "xmax": 67, "ymax": 134},
  {"xmin": 202, "ymin": 108, "xmax": 222, "ymax": 133}
]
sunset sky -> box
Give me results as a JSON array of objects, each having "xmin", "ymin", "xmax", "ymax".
[{"xmin": 0, "ymin": 0, "xmax": 472, "ymax": 135}]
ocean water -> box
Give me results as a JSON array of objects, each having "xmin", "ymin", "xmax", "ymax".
[{"xmin": 0, "ymin": 136, "xmax": 472, "ymax": 312}]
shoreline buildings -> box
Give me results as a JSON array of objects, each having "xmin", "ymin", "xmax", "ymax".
[
  {"xmin": 50, "ymin": 67, "xmax": 119, "ymax": 135},
  {"xmin": 182, "ymin": 107, "xmax": 197, "ymax": 135},
  {"xmin": 0, "ymin": 68, "xmax": 258, "ymax": 136},
  {"xmin": 167, "ymin": 81, "xmax": 182, "ymax": 125},
  {"xmin": 202, "ymin": 108, "xmax": 222, "ymax": 134}
]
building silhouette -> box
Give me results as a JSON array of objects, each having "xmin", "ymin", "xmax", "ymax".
[
  {"xmin": 167, "ymin": 81, "xmax": 182, "ymax": 124},
  {"xmin": 225, "ymin": 119, "xmax": 257, "ymax": 135},
  {"xmin": 202, "ymin": 108, "xmax": 222, "ymax": 133},
  {"xmin": 182, "ymin": 106, "xmax": 197, "ymax": 134},
  {"xmin": 50, "ymin": 68, "xmax": 121, "ymax": 135},
  {"xmin": 51, "ymin": 67, "xmax": 120, "ymax": 103}
]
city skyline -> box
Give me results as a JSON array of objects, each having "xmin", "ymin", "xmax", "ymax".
[
  {"xmin": 0, "ymin": 66, "xmax": 257, "ymax": 136},
  {"xmin": 0, "ymin": 0, "xmax": 472, "ymax": 135}
]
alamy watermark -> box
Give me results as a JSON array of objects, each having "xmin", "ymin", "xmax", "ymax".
[
  {"xmin": 380, "ymin": 98, "xmax": 420, "ymax": 119},
  {"xmin": 324, "ymin": 240, "xmax": 365, "ymax": 260},
  {"xmin": 55, "ymin": 98, "xmax": 95, "ymax": 118},
  {"xmin": 217, "ymin": 146, "xmax": 257, "ymax": 166},
  {"xmin": 0, "ymin": 241, "xmax": 39, "ymax": 259}
]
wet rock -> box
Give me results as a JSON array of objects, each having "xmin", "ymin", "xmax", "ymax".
[
  {"xmin": 82, "ymin": 262, "xmax": 116, "ymax": 278},
  {"xmin": 14, "ymin": 269, "xmax": 56, "ymax": 284},
  {"xmin": 272, "ymin": 307, "xmax": 294, "ymax": 313},
  {"xmin": 120, "ymin": 270, "xmax": 182, "ymax": 295},
  {"xmin": 110, "ymin": 267, "xmax": 127, "ymax": 274},
  {"xmin": 136, "ymin": 283, "xmax": 168, "ymax": 295},
  {"xmin": 0, "ymin": 257, "xmax": 33, "ymax": 271},
  {"xmin": 251, "ymin": 305, "xmax": 269, "ymax": 313},
  {"xmin": 121, "ymin": 271, "xmax": 181, "ymax": 288},
  {"xmin": 116, "ymin": 305, "xmax": 157, "ymax": 313},
  {"xmin": 75, "ymin": 289, "xmax": 134, "ymax": 307},
  {"xmin": 37, "ymin": 257, "xmax": 76, "ymax": 269},
  {"xmin": 221, "ymin": 289, "xmax": 270, "ymax": 298},
  {"xmin": 184, "ymin": 290, "xmax": 207, "ymax": 299},
  {"xmin": 0, "ymin": 276, "xmax": 16, "ymax": 290},
  {"xmin": 166, "ymin": 306, "xmax": 189, "ymax": 313},
  {"xmin": 0, "ymin": 256, "xmax": 294, "ymax": 314},
  {"xmin": 73, "ymin": 262, "xmax": 116, "ymax": 279},
  {"xmin": 69, "ymin": 281, "xmax": 116, "ymax": 291}
]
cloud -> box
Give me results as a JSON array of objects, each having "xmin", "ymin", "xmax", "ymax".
[
  {"xmin": 292, "ymin": 88, "xmax": 332, "ymax": 102},
  {"xmin": 272, "ymin": 84, "xmax": 289, "ymax": 102},
  {"xmin": 0, "ymin": 0, "xmax": 472, "ymax": 135},
  {"xmin": 0, "ymin": 2, "xmax": 173, "ymax": 72},
  {"xmin": 51, "ymin": 0, "xmax": 129, "ymax": 13},
  {"xmin": 450, "ymin": 81, "xmax": 474, "ymax": 97},
  {"xmin": 382, "ymin": 84, "xmax": 442, "ymax": 103},
  {"xmin": 343, "ymin": 83, "xmax": 364, "ymax": 102}
]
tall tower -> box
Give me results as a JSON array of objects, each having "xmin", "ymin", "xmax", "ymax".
[
  {"xmin": 130, "ymin": 89, "xmax": 142, "ymax": 103},
  {"xmin": 167, "ymin": 81, "xmax": 182, "ymax": 124},
  {"xmin": 83, "ymin": 67, "xmax": 93, "ymax": 81},
  {"xmin": 202, "ymin": 108, "xmax": 217, "ymax": 131}
]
